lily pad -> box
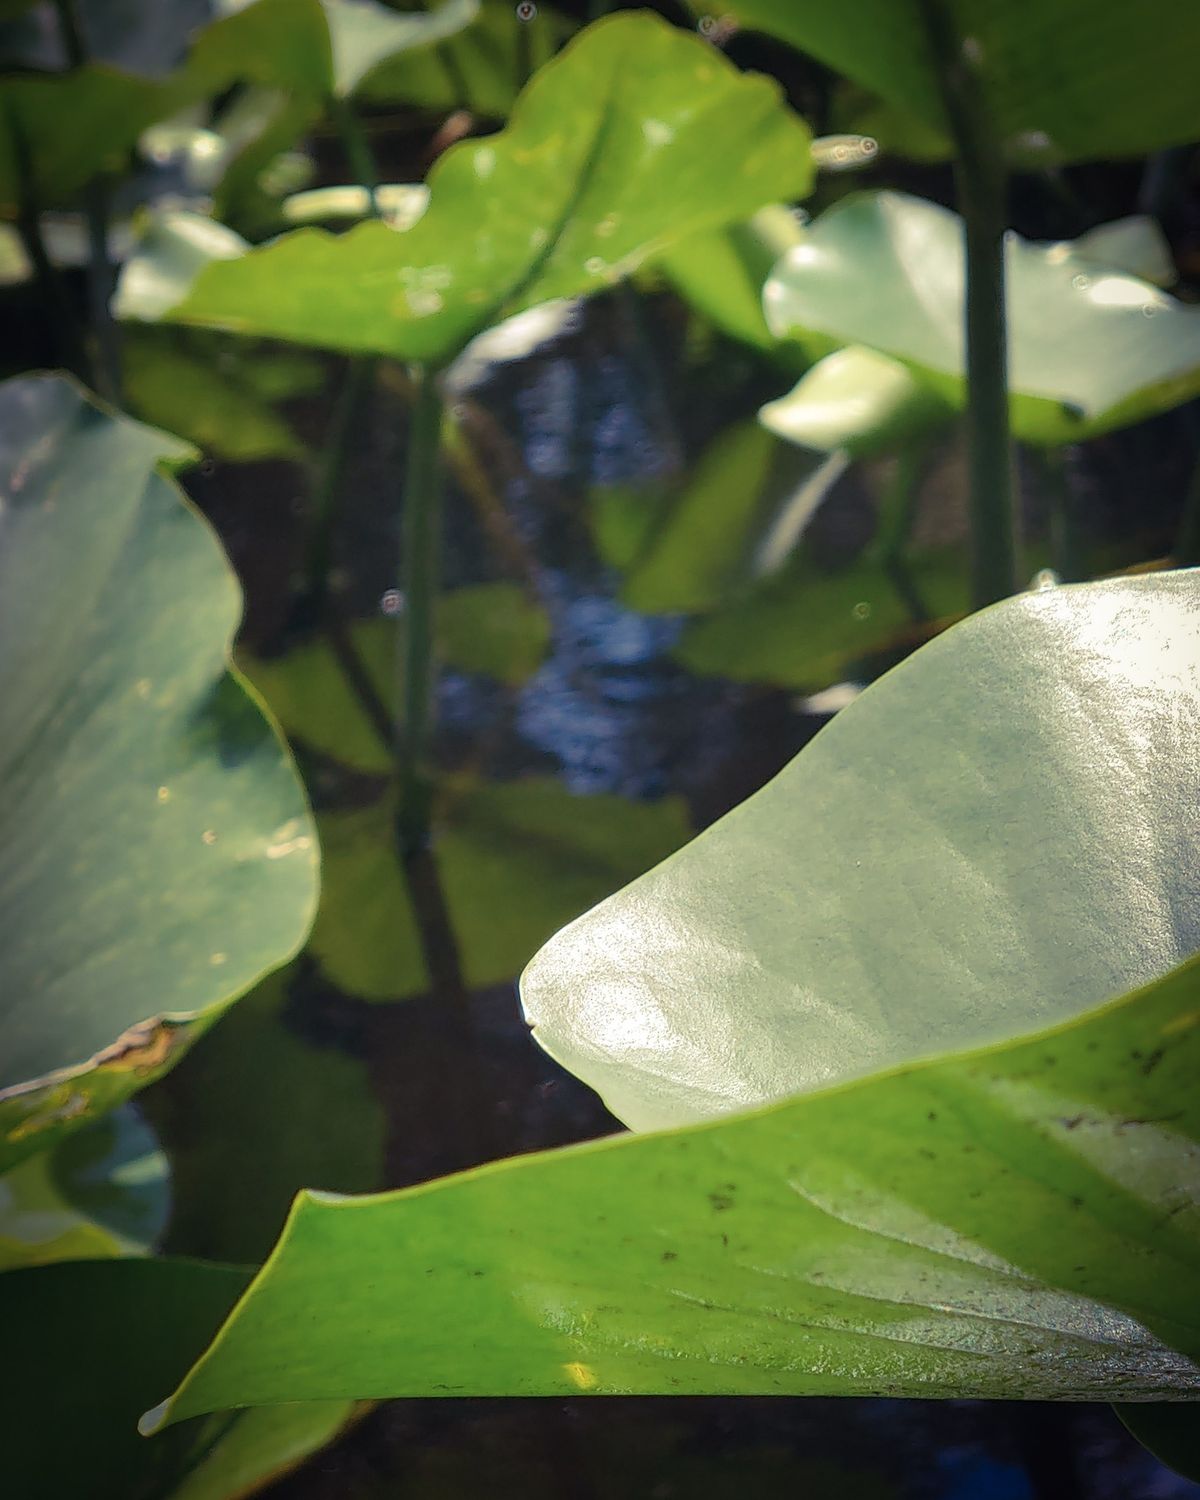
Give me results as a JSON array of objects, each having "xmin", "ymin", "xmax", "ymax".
[
  {"xmin": 759, "ymin": 345, "xmax": 954, "ymax": 459},
  {"xmin": 698, "ymin": 0, "xmax": 1200, "ymax": 163},
  {"xmin": 0, "ymin": 376, "xmax": 317, "ymax": 1173},
  {"xmin": 116, "ymin": 11, "xmax": 814, "ymax": 365},
  {"xmin": 526, "ymin": 570, "xmax": 1200, "ymax": 1129},
  {"xmin": 138, "ymin": 948, "xmax": 1200, "ymax": 1419},
  {"xmin": 312, "ymin": 777, "xmax": 691, "ymax": 1000},
  {"xmin": 241, "ymin": 585, "xmax": 551, "ymax": 775},
  {"xmin": 764, "ymin": 191, "xmax": 1200, "ymax": 445}
]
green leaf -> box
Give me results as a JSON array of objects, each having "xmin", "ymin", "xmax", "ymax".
[
  {"xmin": 0, "ymin": 1104, "xmax": 168, "ymax": 1268},
  {"xmin": 0, "ymin": 376, "xmax": 317, "ymax": 1173},
  {"xmin": 241, "ymin": 585, "xmax": 550, "ymax": 775},
  {"xmin": 141, "ymin": 968, "xmax": 383, "ymax": 1264},
  {"xmin": 358, "ymin": 0, "xmax": 574, "ymax": 115},
  {"xmin": 0, "ymin": 67, "xmax": 180, "ymax": 213},
  {"xmin": 764, "ymin": 191, "xmax": 1200, "ymax": 446},
  {"xmin": 528, "ymin": 570, "xmax": 1200, "ymax": 1128},
  {"xmin": 759, "ymin": 345, "xmax": 954, "ymax": 458},
  {"xmin": 142, "ymin": 949, "xmax": 1200, "ymax": 1421},
  {"xmin": 194, "ymin": 0, "xmax": 482, "ymax": 101},
  {"xmin": 700, "ymin": 0, "xmax": 1200, "ymax": 162},
  {"xmin": 312, "ymin": 777, "xmax": 691, "ymax": 1000},
  {"xmin": 123, "ymin": 328, "xmax": 323, "ymax": 462},
  {"xmin": 673, "ymin": 544, "xmax": 969, "ymax": 690},
  {"xmin": 164, "ymin": 1399, "xmax": 359, "ymax": 1500},
  {"xmin": 117, "ymin": 12, "xmax": 814, "ymax": 364},
  {"xmin": 654, "ymin": 204, "xmax": 807, "ymax": 361}
]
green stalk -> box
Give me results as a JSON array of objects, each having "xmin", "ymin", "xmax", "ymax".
[
  {"xmin": 920, "ymin": 2, "xmax": 1018, "ymax": 609},
  {"xmin": 1037, "ymin": 445, "xmax": 1084, "ymax": 581},
  {"xmin": 396, "ymin": 365, "xmax": 445, "ymax": 858}
]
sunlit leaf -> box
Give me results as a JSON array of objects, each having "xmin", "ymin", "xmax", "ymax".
[
  {"xmin": 764, "ymin": 191, "xmax": 1200, "ymax": 445},
  {"xmin": 312, "ymin": 777, "xmax": 691, "ymax": 1000},
  {"xmin": 526, "ymin": 571, "xmax": 1200, "ymax": 1127},
  {"xmin": 759, "ymin": 345, "xmax": 954, "ymax": 458},
  {"xmin": 142, "ymin": 949, "xmax": 1200, "ymax": 1420},
  {"xmin": 0, "ymin": 376, "xmax": 317, "ymax": 1173},
  {"xmin": 116, "ymin": 12, "xmax": 814, "ymax": 364}
]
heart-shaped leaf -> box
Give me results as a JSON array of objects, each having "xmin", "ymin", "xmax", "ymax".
[
  {"xmin": 0, "ymin": 376, "xmax": 317, "ymax": 1173},
  {"xmin": 138, "ymin": 948, "xmax": 1200, "ymax": 1421},
  {"xmin": 526, "ymin": 570, "xmax": 1200, "ymax": 1129},
  {"xmin": 116, "ymin": 12, "xmax": 815, "ymax": 365},
  {"xmin": 699, "ymin": 0, "xmax": 1200, "ymax": 163},
  {"xmin": 764, "ymin": 192, "xmax": 1200, "ymax": 446}
]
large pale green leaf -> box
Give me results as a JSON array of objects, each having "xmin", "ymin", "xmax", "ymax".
[
  {"xmin": 764, "ymin": 192, "xmax": 1200, "ymax": 446},
  {"xmin": 701, "ymin": 0, "xmax": 1200, "ymax": 162},
  {"xmin": 311, "ymin": 778, "xmax": 691, "ymax": 1000},
  {"xmin": 142, "ymin": 949, "xmax": 1200, "ymax": 1422},
  {"xmin": 0, "ymin": 376, "xmax": 317, "ymax": 1173},
  {"xmin": 527, "ymin": 570, "xmax": 1200, "ymax": 1129},
  {"xmin": 117, "ymin": 12, "xmax": 815, "ymax": 365}
]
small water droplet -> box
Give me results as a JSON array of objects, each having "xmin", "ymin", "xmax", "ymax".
[
  {"xmin": 595, "ymin": 214, "xmax": 619, "ymax": 238},
  {"xmin": 852, "ymin": 601, "xmax": 871, "ymax": 620},
  {"xmin": 516, "ymin": 0, "xmax": 536, "ymax": 19},
  {"xmin": 209, "ymin": 951, "xmax": 227, "ymax": 966},
  {"xmin": 1142, "ymin": 303, "xmax": 1159, "ymax": 318},
  {"xmin": 201, "ymin": 829, "xmax": 217, "ymax": 845},
  {"xmin": 585, "ymin": 256, "xmax": 607, "ymax": 276},
  {"xmin": 156, "ymin": 786, "xmax": 170, "ymax": 803},
  {"xmin": 1072, "ymin": 273, "xmax": 1091, "ymax": 291},
  {"xmin": 381, "ymin": 588, "xmax": 405, "ymax": 616}
]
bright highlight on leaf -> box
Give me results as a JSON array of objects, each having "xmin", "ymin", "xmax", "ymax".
[{"xmin": 117, "ymin": 11, "xmax": 815, "ymax": 365}]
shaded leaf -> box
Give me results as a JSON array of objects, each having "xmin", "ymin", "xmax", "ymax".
[
  {"xmin": 358, "ymin": 0, "xmax": 573, "ymax": 114},
  {"xmin": 1116, "ymin": 1405, "xmax": 1200, "ymax": 1484},
  {"xmin": 312, "ymin": 777, "xmax": 691, "ymax": 1000},
  {"xmin": 0, "ymin": 375, "xmax": 317, "ymax": 1172},
  {"xmin": 141, "ymin": 969, "xmax": 383, "ymax": 1265},
  {"xmin": 241, "ymin": 585, "xmax": 551, "ymax": 775},
  {"xmin": 0, "ymin": 1103, "xmax": 168, "ymax": 1268},
  {"xmin": 701, "ymin": 0, "xmax": 1200, "ymax": 162},
  {"xmin": 654, "ymin": 204, "xmax": 807, "ymax": 361},
  {"xmin": 143, "ymin": 951, "xmax": 1200, "ymax": 1420},
  {"xmin": 118, "ymin": 12, "xmax": 814, "ymax": 364},
  {"xmin": 764, "ymin": 191, "xmax": 1200, "ymax": 445}
]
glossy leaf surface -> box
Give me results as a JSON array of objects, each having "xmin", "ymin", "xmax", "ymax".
[
  {"xmin": 144, "ymin": 951, "xmax": 1200, "ymax": 1420},
  {"xmin": 0, "ymin": 377, "xmax": 317, "ymax": 1172},
  {"xmin": 120, "ymin": 12, "xmax": 814, "ymax": 364},
  {"xmin": 707, "ymin": 0, "xmax": 1200, "ymax": 162},
  {"xmin": 526, "ymin": 571, "xmax": 1200, "ymax": 1129},
  {"xmin": 764, "ymin": 192, "xmax": 1200, "ymax": 445}
]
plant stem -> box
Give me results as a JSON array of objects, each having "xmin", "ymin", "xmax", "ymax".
[
  {"xmin": 52, "ymin": 0, "xmax": 85, "ymax": 65},
  {"xmin": 328, "ymin": 94, "xmax": 380, "ymax": 217},
  {"xmin": 396, "ymin": 364, "xmax": 445, "ymax": 858},
  {"xmin": 920, "ymin": 0, "xmax": 1018, "ymax": 609},
  {"xmin": 1038, "ymin": 445, "xmax": 1085, "ymax": 581}
]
